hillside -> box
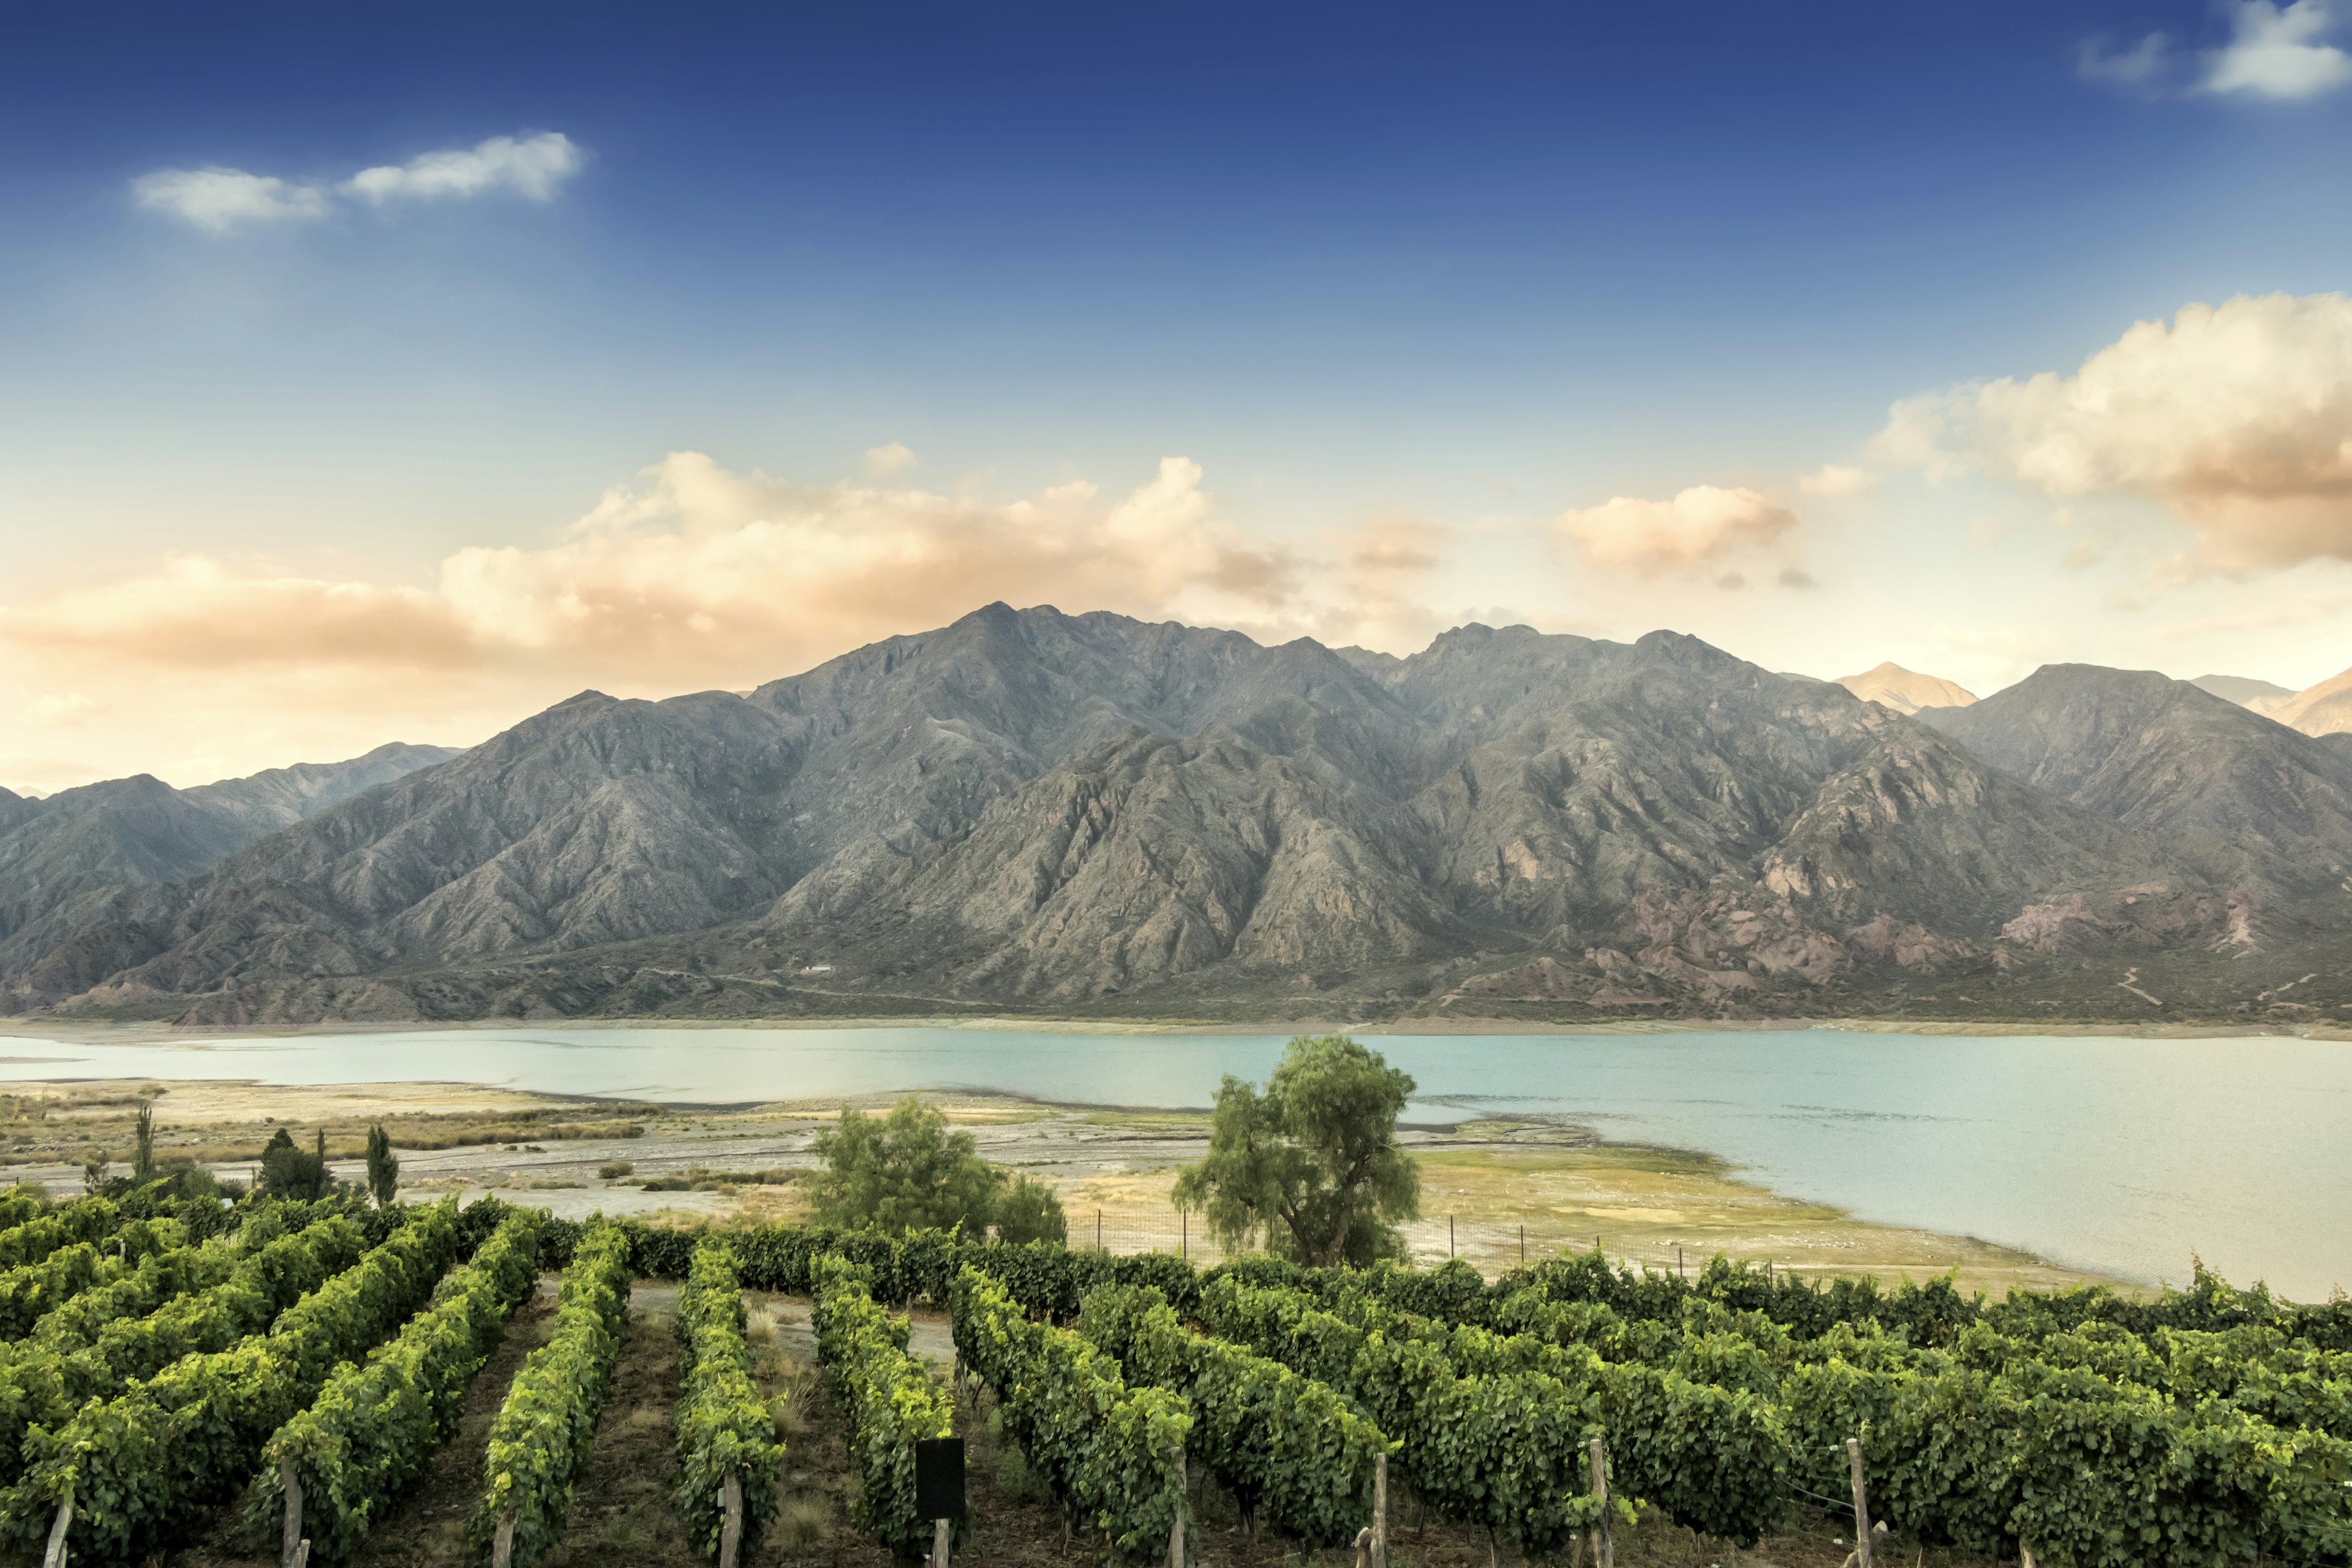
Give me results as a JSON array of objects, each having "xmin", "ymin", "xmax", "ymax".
[
  {"xmin": 3, "ymin": 608, "xmax": 2345, "ymax": 1027},
  {"xmin": 2260, "ymin": 664, "xmax": 2352, "ymax": 738}
]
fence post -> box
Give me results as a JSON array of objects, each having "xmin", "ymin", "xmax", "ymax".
[
  {"xmin": 1449, "ymin": 1215, "xmax": 1455, "ymax": 1257},
  {"xmin": 1520, "ymin": 1224, "xmax": 1525, "ymax": 1263},
  {"xmin": 41, "ymin": 1487, "xmax": 72, "ymax": 1568},
  {"xmin": 280, "ymin": 1458, "xmax": 304, "ymax": 1568},
  {"xmin": 932, "ymin": 1517, "xmax": 950, "ymax": 1568},
  {"xmin": 721, "ymin": 1473, "xmax": 744, "ymax": 1568},
  {"xmin": 1373, "ymin": 1449, "xmax": 1387, "ymax": 1568},
  {"xmin": 1588, "ymin": 1434, "xmax": 1612, "ymax": 1568},
  {"xmin": 1167, "ymin": 1447, "xmax": 1186, "ymax": 1568},
  {"xmin": 293, "ymin": 1545, "xmax": 311, "ymax": 1568},
  {"xmin": 1097, "ymin": 1209, "xmax": 1103, "ymax": 1253},
  {"xmin": 491, "ymin": 1507, "xmax": 518, "ymax": 1568},
  {"xmin": 1847, "ymin": 1438, "xmax": 1876, "ymax": 1568}
]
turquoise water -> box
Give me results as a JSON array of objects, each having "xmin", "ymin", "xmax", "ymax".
[{"xmin": 2, "ymin": 1025, "xmax": 2345, "ymax": 1302}]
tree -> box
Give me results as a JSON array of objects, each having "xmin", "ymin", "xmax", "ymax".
[
  {"xmin": 260, "ymin": 1126, "xmax": 330, "ymax": 1200},
  {"xmin": 808, "ymin": 1096, "xmax": 1000, "ymax": 1234},
  {"xmin": 132, "ymin": 1101, "xmax": 156, "ymax": 1184},
  {"xmin": 993, "ymin": 1174, "xmax": 1068, "ymax": 1245},
  {"xmin": 1173, "ymin": 1034, "xmax": 1421, "ymax": 1267},
  {"xmin": 364, "ymin": 1123, "xmax": 399, "ymax": 1208}
]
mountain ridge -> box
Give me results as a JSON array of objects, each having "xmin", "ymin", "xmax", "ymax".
[{"xmin": 4, "ymin": 607, "xmax": 2343, "ymax": 1028}]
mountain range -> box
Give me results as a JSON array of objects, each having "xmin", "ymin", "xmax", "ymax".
[
  {"xmin": 1831, "ymin": 661, "xmax": 1977, "ymax": 714},
  {"xmin": 4, "ymin": 606, "xmax": 2346, "ymax": 1028},
  {"xmin": 2194, "ymin": 665, "xmax": 2352, "ymax": 739}
]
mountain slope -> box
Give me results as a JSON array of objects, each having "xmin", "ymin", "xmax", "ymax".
[
  {"xmin": 0, "ymin": 744, "xmax": 459, "ymax": 985},
  {"xmin": 6, "ymin": 607, "xmax": 2331, "ymax": 1027},
  {"xmin": 2260, "ymin": 664, "xmax": 2352, "ymax": 738},
  {"xmin": 1833, "ymin": 662, "xmax": 1978, "ymax": 714},
  {"xmin": 1918, "ymin": 665, "xmax": 2352, "ymax": 893},
  {"xmin": 2190, "ymin": 674, "xmax": 2297, "ymax": 707}
]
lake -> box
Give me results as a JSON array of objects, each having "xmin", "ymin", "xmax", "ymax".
[{"xmin": 2, "ymin": 1025, "xmax": 2345, "ymax": 1302}]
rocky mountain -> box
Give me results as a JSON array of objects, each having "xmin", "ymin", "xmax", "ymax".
[
  {"xmin": 0, "ymin": 744, "xmax": 457, "ymax": 990},
  {"xmin": 1832, "ymin": 662, "xmax": 1977, "ymax": 714},
  {"xmin": 2257, "ymin": 664, "xmax": 2352, "ymax": 738},
  {"xmin": 4, "ymin": 607, "xmax": 2343, "ymax": 1027},
  {"xmin": 2190, "ymin": 673, "xmax": 2297, "ymax": 707},
  {"xmin": 1915, "ymin": 665, "xmax": 2352, "ymax": 897}
]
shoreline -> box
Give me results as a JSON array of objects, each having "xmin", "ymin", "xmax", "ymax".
[
  {"xmin": 6, "ymin": 1014, "xmax": 2344, "ymax": 1043},
  {"xmin": 0, "ymin": 1076, "xmax": 2147, "ymax": 1302}
]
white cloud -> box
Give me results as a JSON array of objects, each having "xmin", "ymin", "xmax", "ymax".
[
  {"xmin": 131, "ymin": 167, "xmax": 330, "ymax": 232},
  {"xmin": 132, "ymin": 132, "xmax": 582, "ymax": 234},
  {"xmin": 0, "ymin": 454, "xmax": 1302, "ymax": 685},
  {"xmin": 863, "ymin": 442, "xmax": 918, "ymax": 478},
  {"xmin": 1798, "ymin": 464, "xmax": 1871, "ymax": 497},
  {"xmin": 1554, "ymin": 485, "xmax": 1798, "ymax": 573},
  {"xmin": 343, "ymin": 132, "xmax": 584, "ymax": 205},
  {"xmin": 2202, "ymin": 0, "xmax": 2352, "ymax": 98},
  {"xmin": 1875, "ymin": 292, "xmax": 2352, "ymax": 571},
  {"xmin": 2079, "ymin": 32, "xmax": 2179, "ymax": 92}
]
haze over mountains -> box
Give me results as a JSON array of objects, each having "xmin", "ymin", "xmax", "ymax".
[
  {"xmin": 2192, "ymin": 666, "xmax": 2352, "ymax": 739},
  {"xmin": 1831, "ymin": 662, "xmax": 1977, "ymax": 715},
  {"xmin": 2, "ymin": 606, "xmax": 2346, "ymax": 1028}
]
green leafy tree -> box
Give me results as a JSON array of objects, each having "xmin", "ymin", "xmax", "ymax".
[
  {"xmin": 809, "ymin": 1096, "xmax": 1000, "ymax": 1233},
  {"xmin": 1173, "ymin": 1034, "xmax": 1420, "ymax": 1267},
  {"xmin": 260, "ymin": 1126, "xmax": 330, "ymax": 1200},
  {"xmin": 364, "ymin": 1123, "xmax": 399, "ymax": 1207},
  {"xmin": 993, "ymin": 1174, "xmax": 1068, "ymax": 1244},
  {"xmin": 132, "ymin": 1101, "xmax": 156, "ymax": 1184}
]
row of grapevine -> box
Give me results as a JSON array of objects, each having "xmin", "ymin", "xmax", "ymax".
[
  {"xmin": 0, "ymin": 1186, "xmax": 47, "ymax": 1235},
  {"xmin": 948, "ymin": 1266, "xmax": 1192, "ymax": 1562},
  {"xmin": 246, "ymin": 1208, "xmax": 546, "ymax": 1564},
  {"xmin": 474, "ymin": 1219, "xmax": 633, "ymax": 1568},
  {"xmin": 810, "ymin": 1255, "xmax": 957, "ymax": 1560},
  {"xmin": 1191, "ymin": 1273, "xmax": 1639, "ymax": 1556},
  {"xmin": 0, "ymin": 1213, "xmax": 188, "ymax": 1340},
  {"xmin": 1076, "ymin": 1282, "xmax": 1389, "ymax": 1549},
  {"xmin": 672, "ymin": 1238, "xmax": 783, "ymax": 1564},
  {"xmin": 1211, "ymin": 1267, "xmax": 2352, "ymax": 1567},
  {"xmin": 0, "ymin": 1196, "xmax": 124, "ymax": 1275},
  {"xmin": 529, "ymin": 1208, "xmax": 1199, "ymax": 1319},
  {"xmin": 2, "ymin": 1200, "xmax": 463, "ymax": 1563},
  {"xmin": 0, "ymin": 1208, "xmax": 368, "ymax": 1488}
]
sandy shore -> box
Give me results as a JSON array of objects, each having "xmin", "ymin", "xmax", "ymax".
[{"xmin": 0, "ymin": 1076, "xmax": 2133, "ymax": 1298}]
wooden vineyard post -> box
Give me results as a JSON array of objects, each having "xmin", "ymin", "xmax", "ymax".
[
  {"xmin": 2021, "ymin": 1547, "xmax": 2037, "ymax": 1568},
  {"xmin": 292, "ymin": 1544, "xmax": 310, "ymax": 1568},
  {"xmin": 1847, "ymin": 1438, "xmax": 1879, "ymax": 1568},
  {"xmin": 281, "ymin": 1458, "xmax": 304, "ymax": 1568},
  {"xmin": 932, "ymin": 1517, "xmax": 950, "ymax": 1568},
  {"xmin": 720, "ymin": 1472, "xmax": 744, "ymax": 1568},
  {"xmin": 1373, "ymin": 1449, "xmax": 1388, "ymax": 1568},
  {"xmin": 1519, "ymin": 1224, "xmax": 1525, "ymax": 1263},
  {"xmin": 1167, "ymin": 1447, "xmax": 1186, "ymax": 1568},
  {"xmin": 1449, "ymin": 1215, "xmax": 1455, "ymax": 1257},
  {"xmin": 1588, "ymin": 1435, "xmax": 1612, "ymax": 1568},
  {"xmin": 40, "ymin": 1487, "xmax": 72, "ymax": 1568},
  {"xmin": 490, "ymin": 1507, "xmax": 518, "ymax": 1568}
]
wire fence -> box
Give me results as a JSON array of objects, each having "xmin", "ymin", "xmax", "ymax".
[{"xmin": 1070, "ymin": 1208, "xmax": 1750, "ymax": 1281}]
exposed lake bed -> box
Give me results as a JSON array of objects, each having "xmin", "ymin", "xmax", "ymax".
[{"xmin": 2, "ymin": 1019, "xmax": 2344, "ymax": 1300}]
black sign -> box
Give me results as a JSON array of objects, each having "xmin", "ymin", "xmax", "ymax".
[{"xmin": 914, "ymin": 1436, "xmax": 965, "ymax": 1520}]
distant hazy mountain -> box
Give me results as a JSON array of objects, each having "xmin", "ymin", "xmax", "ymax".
[
  {"xmin": 2189, "ymin": 673, "xmax": 2297, "ymax": 707},
  {"xmin": 1917, "ymin": 665, "xmax": 2352, "ymax": 895},
  {"xmin": 4, "ymin": 608, "xmax": 2345, "ymax": 1027},
  {"xmin": 1833, "ymin": 661, "xmax": 1978, "ymax": 714},
  {"xmin": 0, "ymin": 743, "xmax": 458, "ymax": 989},
  {"xmin": 2258, "ymin": 665, "xmax": 2352, "ymax": 738}
]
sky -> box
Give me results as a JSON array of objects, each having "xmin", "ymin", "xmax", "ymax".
[{"xmin": 5, "ymin": 0, "xmax": 2352, "ymax": 793}]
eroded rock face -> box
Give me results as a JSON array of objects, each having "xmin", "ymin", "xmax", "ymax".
[{"xmin": 9, "ymin": 605, "xmax": 2341, "ymax": 1023}]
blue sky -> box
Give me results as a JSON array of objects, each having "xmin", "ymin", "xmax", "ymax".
[{"xmin": 6, "ymin": 0, "xmax": 2352, "ymax": 789}]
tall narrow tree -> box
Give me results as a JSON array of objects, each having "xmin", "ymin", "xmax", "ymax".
[
  {"xmin": 131, "ymin": 1101, "xmax": 156, "ymax": 1184},
  {"xmin": 364, "ymin": 1123, "xmax": 400, "ymax": 1208}
]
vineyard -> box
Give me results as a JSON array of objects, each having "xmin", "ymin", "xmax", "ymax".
[{"xmin": 0, "ymin": 1178, "xmax": 2335, "ymax": 1567}]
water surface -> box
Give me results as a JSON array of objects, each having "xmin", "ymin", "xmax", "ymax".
[{"xmin": 2, "ymin": 1025, "xmax": 2343, "ymax": 1300}]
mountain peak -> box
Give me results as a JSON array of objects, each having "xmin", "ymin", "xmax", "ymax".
[{"xmin": 1833, "ymin": 661, "xmax": 1978, "ymax": 714}]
